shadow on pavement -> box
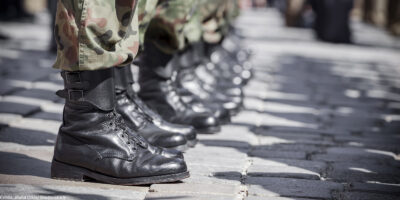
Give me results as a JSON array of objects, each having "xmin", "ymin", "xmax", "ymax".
[{"xmin": 0, "ymin": 151, "xmax": 50, "ymax": 178}]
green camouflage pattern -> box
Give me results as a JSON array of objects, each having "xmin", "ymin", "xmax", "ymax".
[
  {"xmin": 53, "ymin": 0, "xmax": 140, "ymax": 71},
  {"xmin": 53, "ymin": 0, "xmax": 240, "ymax": 71},
  {"xmin": 182, "ymin": 7, "xmax": 202, "ymax": 45},
  {"xmin": 227, "ymin": 0, "xmax": 240, "ymax": 22},
  {"xmin": 138, "ymin": 0, "xmax": 158, "ymax": 47},
  {"xmin": 199, "ymin": 0, "xmax": 240, "ymax": 44},
  {"xmin": 145, "ymin": 0, "xmax": 197, "ymax": 54},
  {"xmin": 199, "ymin": 0, "xmax": 226, "ymax": 43}
]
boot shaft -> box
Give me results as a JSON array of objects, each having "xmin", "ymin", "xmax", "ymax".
[{"xmin": 57, "ymin": 68, "xmax": 115, "ymax": 111}]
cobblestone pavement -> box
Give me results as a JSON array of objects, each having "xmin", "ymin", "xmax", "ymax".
[{"xmin": 1, "ymin": 8, "xmax": 400, "ymax": 200}]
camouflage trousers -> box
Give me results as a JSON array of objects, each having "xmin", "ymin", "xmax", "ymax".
[
  {"xmin": 198, "ymin": 0, "xmax": 240, "ymax": 44},
  {"xmin": 53, "ymin": 0, "xmax": 140, "ymax": 71},
  {"xmin": 53, "ymin": 0, "xmax": 239, "ymax": 71}
]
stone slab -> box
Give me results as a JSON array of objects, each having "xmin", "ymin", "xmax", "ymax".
[{"xmin": 245, "ymin": 177, "xmax": 343, "ymax": 199}]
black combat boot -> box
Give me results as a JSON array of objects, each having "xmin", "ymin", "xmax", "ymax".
[
  {"xmin": 51, "ymin": 69, "xmax": 189, "ymax": 185},
  {"xmin": 204, "ymin": 40, "xmax": 253, "ymax": 86},
  {"xmin": 114, "ymin": 65, "xmax": 196, "ymax": 150},
  {"xmin": 176, "ymin": 44, "xmax": 232, "ymax": 124},
  {"xmin": 178, "ymin": 42, "xmax": 244, "ymax": 116},
  {"xmin": 138, "ymin": 42, "xmax": 220, "ymax": 134},
  {"xmin": 130, "ymin": 91, "xmax": 198, "ymax": 147}
]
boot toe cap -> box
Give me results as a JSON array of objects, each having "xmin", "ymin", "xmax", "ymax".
[
  {"xmin": 155, "ymin": 133, "xmax": 187, "ymax": 149},
  {"xmin": 191, "ymin": 115, "xmax": 220, "ymax": 134},
  {"xmin": 161, "ymin": 157, "xmax": 188, "ymax": 175},
  {"xmin": 161, "ymin": 148, "xmax": 184, "ymax": 159}
]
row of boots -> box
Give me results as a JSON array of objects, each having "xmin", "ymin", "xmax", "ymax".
[{"xmin": 51, "ymin": 35, "xmax": 252, "ymax": 185}]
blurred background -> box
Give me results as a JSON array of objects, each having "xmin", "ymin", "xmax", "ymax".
[{"xmin": 0, "ymin": 0, "xmax": 399, "ymax": 54}]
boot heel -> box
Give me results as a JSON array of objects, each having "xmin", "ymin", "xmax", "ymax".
[{"xmin": 51, "ymin": 159, "xmax": 86, "ymax": 182}]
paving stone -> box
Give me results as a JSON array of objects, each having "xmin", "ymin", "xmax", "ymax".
[
  {"xmin": 0, "ymin": 150, "xmax": 51, "ymax": 179},
  {"xmin": 249, "ymin": 149, "xmax": 307, "ymax": 160},
  {"xmin": 245, "ymin": 177, "xmax": 343, "ymax": 199},
  {"xmin": 0, "ymin": 79, "xmax": 28, "ymax": 95},
  {"xmin": 0, "ymin": 113, "xmax": 22, "ymax": 127},
  {"xmin": 327, "ymin": 162, "xmax": 400, "ymax": 183},
  {"xmin": 30, "ymin": 111, "xmax": 62, "ymax": 121},
  {"xmin": 198, "ymin": 125, "xmax": 259, "ymax": 146},
  {"xmin": 253, "ymin": 125, "xmax": 349, "ymax": 136},
  {"xmin": 335, "ymin": 192, "xmax": 400, "ymax": 200},
  {"xmin": 182, "ymin": 174, "xmax": 241, "ymax": 186},
  {"xmin": 311, "ymin": 147, "xmax": 399, "ymax": 165},
  {"xmin": 0, "ymin": 184, "xmax": 147, "ymax": 200},
  {"xmin": 247, "ymin": 165, "xmax": 320, "ymax": 180},
  {"xmin": 1, "ymin": 67, "xmax": 51, "ymax": 82},
  {"xmin": 0, "ymin": 127, "xmax": 56, "ymax": 146},
  {"xmin": 233, "ymin": 110, "xmax": 263, "ymax": 126},
  {"xmin": 185, "ymin": 146, "xmax": 248, "ymax": 162},
  {"xmin": 348, "ymin": 182, "xmax": 400, "ymax": 195},
  {"xmin": 12, "ymin": 88, "xmax": 59, "ymax": 102},
  {"xmin": 0, "ymin": 102, "xmax": 40, "ymax": 116},
  {"xmin": 257, "ymin": 135, "xmax": 335, "ymax": 146},
  {"xmin": 244, "ymin": 97, "xmax": 265, "ymax": 111},
  {"xmin": 8, "ymin": 117, "xmax": 61, "ymax": 135},
  {"xmin": 257, "ymin": 112, "xmax": 318, "ymax": 128},
  {"xmin": 188, "ymin": 164, "xmax": 243, "ymax": 177},
  {"xmin": 251, "ymin": 158, "xmax": 327, "ymax": 173},
  {"xmin": 253, "ymin": 143, "xmax": 325, "ymax": 153},
  {"xmin": 245, "ymin": 196, "xmax": 314, "ymax": 200},
  {"xmin": 145, "ymin": 192, "xmax": 241, "ymax": 200},
  {"xmin": 0, "ymin": 175, "xmax": 149, "ymax": 193},
  {"xmin": 381, "ymin": 121, "xmax": 400, "ymax": 134},
  {"xmin": 1, "ymin": 95, "xmax": 64, "ymax": 114},
  {"xmin": 184, "ymin": 155, "xmax": 247, "ymax": 168},
  {"xmin": 335, "ymin": 135, "xmax": 400, "ymax": 153},
  {"xmin": 150, "ymin": 183, "xmax": 242, "ymax": 196}
]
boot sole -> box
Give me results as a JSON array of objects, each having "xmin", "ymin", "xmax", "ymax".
[
  {"xmin": 173, "ymin": 143, "xmax": 189, "ymax": 152},
  {"xmin": 196, "ymin": 126, "xmax": 221, "ymax": 134},
  {"xmin": 51, "ymin": 159, "xmax": 190, "ymax": 185}
]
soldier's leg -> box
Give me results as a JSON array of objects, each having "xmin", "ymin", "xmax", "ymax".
[
  {"xmin": 114, "ymin": 0, "xmax": 195, "ymax": 150},
  {"xmin": 53, "ymin": 0, "xmax": 140, "ymax": 71},
  {"xmin": 137, "ymin": 0, "xmax": 222, "ymax": 134},
  {"xmin": 175, "ymin": 0, "xmax": 244, "ymax": 117},
  {"xmin": 51, "ymin": 0, "xmax": 189, "ymax": 185},
  {"xmin": 172, "ymin": 6, "xmax": 233, "ymax": 124},
  {"xmin": 200, "ymin": 0, "xmax": 253, "ymax": 86}
]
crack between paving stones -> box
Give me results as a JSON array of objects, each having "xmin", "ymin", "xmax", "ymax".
[{"xmin": 239, "ymin": 157, "xmax": 253, "ymax": 200}]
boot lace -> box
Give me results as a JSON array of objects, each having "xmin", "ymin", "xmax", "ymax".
[{"xmin": 107, "ymin": 110, "xmax": 148, "ymax": 150}]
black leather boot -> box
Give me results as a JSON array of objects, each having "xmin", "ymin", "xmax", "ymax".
[
  {"xmin": 176, "ymin": 45, "xmax": 232, "ymax": 124},
  {"xmin": 130, "ymin": 92, "xmax": 198, "ymax": 147},
  {"xmin": 51, "ymin": 69, "xmax": 189, "ymax": 185},
  {"xmin": 114, "ymin": 65, "xmax": 196, "ymax": 150},
  {"xmin": 138, "ymin": 42, "xmax": 220, "ymax": 134},
  {"xmin": 179, "ymin": 42, "xmax": 244, "ymax": 116},
  {"xmin": 190, "ymin": 41, "xmax": 245, "ymax": 98},
  {"xmin": 205, "ymin": 41, "xmax": 253, "ymax": 86}
]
